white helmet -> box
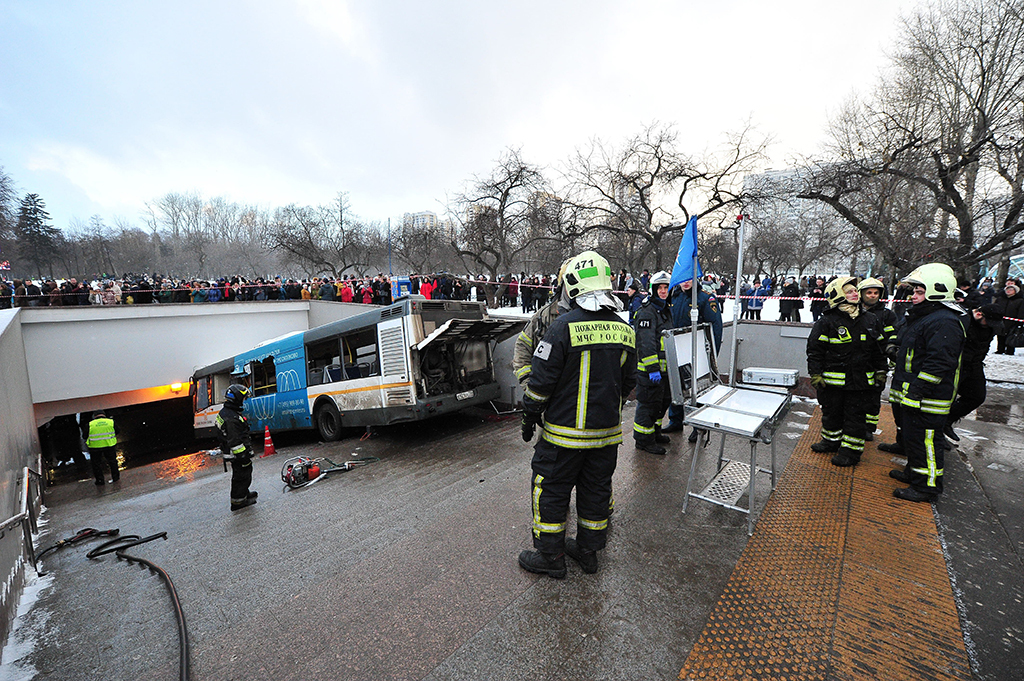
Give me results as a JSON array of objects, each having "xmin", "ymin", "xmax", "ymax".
[
  {"xmin": 649, "ymin": 271, "xmax": 671, "ymax": 289},
  {"xmin": 902, "ymin": 263, "xmax": 957, "ymax": 302}
]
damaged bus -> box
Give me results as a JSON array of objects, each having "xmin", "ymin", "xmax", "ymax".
[{"xmin": 191, "ymin": 297, "xmax": 521, "ymax": 441}]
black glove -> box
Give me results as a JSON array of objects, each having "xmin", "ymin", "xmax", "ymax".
[
  {"xmin": 522, "ymin": 412, "xmax": 540, "ymax": 442},
  {"xmin": 884, "ymin": 344, "xmax": 900, "ymax": 362}
]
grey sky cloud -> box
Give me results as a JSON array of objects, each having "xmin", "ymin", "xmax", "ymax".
[{"xmin": 0, "ymin": 0, "xmax": 918, "ymax": 228}]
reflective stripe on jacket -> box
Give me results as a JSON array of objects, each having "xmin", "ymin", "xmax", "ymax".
[
  {"xmin": 523, "ymin": 306, "xmax": 637, "ymax": 449},
  {"xmin": 806, "ymin": 307, "xmax": 886, "ymax": 390},
  {"xmin": 87, "ymin": 418, "xmax": 116, "ymax": 448},
  {"xmin": 889, "ymin": 302, "xmax": 966, "ymax": 414}
]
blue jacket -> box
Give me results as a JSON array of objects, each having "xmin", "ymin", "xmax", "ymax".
[
  {"xmin": 749, "ymin": 286, "xmax": 769, "ymax": 310},
  {"xmin": 627, "ymin": 292, "xmax": 645, "ymax": 324},
  {"xmin": 670, "ymin": 287, "xmax": 723, "ymax": 350}
]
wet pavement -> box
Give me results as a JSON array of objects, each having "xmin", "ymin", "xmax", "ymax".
[{"xmin": 4, "ymin": 387, "xmax": 1023, "ymax": 680}]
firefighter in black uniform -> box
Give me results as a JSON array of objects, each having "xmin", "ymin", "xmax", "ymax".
[
  {"xmin": 858, "ymin": 278, "xmax": 898, "ymax": 441},
  {"xmin": 632, "ymin": 270, "xmax": 673, "ymax": 455},
  {"xmin": 217, "ymin": 384, "xmax": 258, "ymax": 511},
  {"xmin": 887, "ymin": 264, "xmax": 965, "ymax": 502},
  {"xmin": 945, "ymin": 303, "xmax": 1002, "ymax": 441},
  {"xmin": 519, "ymin": 250, "xmax": 636, "ymax": 577},
  {"xmin": 806, "ymin": 277, "xmax": 887, "ymax": 467}
]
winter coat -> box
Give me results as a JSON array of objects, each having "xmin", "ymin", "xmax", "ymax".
[
  {"xmin": 889, "ymin": 302, "xmax": 966, "ymax": 415},
  {"xmin": 806, "ymin": 307, "xmax": 887, "ymax": 391},
  {"xmin": 523, "ymin": 306, "xmax": 637, "ymax": 449},
  {"xmin": 634, "ymin": 296, "xmax": 672, "ymax": 387},
  {"xmin": 994, "ymin": 288, "xmax": 1024, "ymax": 339}
]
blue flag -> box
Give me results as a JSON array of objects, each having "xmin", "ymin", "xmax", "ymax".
[{"xmin": 669, "ymin": 216, "xmax": 702, "ymax": 290}]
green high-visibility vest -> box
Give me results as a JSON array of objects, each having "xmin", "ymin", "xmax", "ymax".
[{"xmin": 87, "ymin": 418, "xmax": 116, "ymax": 448}]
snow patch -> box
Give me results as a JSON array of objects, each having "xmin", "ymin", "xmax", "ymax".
[{"xmin": 0, "ymin": 567, "xmax": 54, "ymax": 680}]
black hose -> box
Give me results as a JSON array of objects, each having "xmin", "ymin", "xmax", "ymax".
[
  {"xmin": 86, "ymin": 532, "xmax": 189, "ymax": 681},
  {"xmin": 36, "ymin": 528, "xmax": 120, "ymax": 569},
  {"xmin": 35, "ymin": 529, "xmax": 191, "ymax": 681}
]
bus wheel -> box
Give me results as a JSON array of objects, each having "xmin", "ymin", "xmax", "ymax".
[{"xmin": 315, "ymin": 402, "xmax": 343, "ymax": 442}]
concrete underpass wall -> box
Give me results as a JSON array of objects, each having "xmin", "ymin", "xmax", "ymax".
[
  {"xmin": 21, "ymin": 301, "xmax": 367, "ymax": 423},
  {"xmin": 0, "ymin": 308, "xmax": 42, "ymax": 646},
  {"xmin": 495, "ymin": 319, "xmax": 816, "ymax": 407},
  {"xmin": 720, "ymin": 321, "xmax": 813, "ymax": 391}
]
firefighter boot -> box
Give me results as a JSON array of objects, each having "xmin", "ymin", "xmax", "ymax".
[
  {"xmin": 636, "ymin": 441, "xmax": 667, "ymax": 456},
  {"xmin": 811, "ymin": 440, "xmax": 840, "ymax": 453},
  {"xmin": 565, "ymin": 538, "xmax": 598, "ymax": 574},
  {"xmin": 893, "ymin": 487, "xmax": 938, "ymax": 503},
  {"xmin": 230, "ymin": 496, "xmax": 257, "ymax": 511},
  {"xmin": 877, "ymin": 441, "xmax": 904, "ymax": 455},
  {"xmin": 889, "ymin": 468, "xmax": 911, "ymax": 483},
  {"xmin": 831, "ymin": 453, "xmax": 859, "ymax": 467},
  {"xmin": 518, "ymin": 550, "xmax": 566, "ymax": 579},
  {"xmin": 654, "ymin": 427, "xmax": 671, "ymax": 444}
]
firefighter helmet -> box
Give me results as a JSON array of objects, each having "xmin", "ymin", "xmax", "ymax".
[
  {"xmin": 824, "ymin": 276, "xmax": 859, "ymax": 308},
  {"xmin": 902, "ymin": 263, "xmax": 957, "ymax": 302},
  {"xmin": 224, "ymin": 384, "xmax": 251, "ymax": 410},
  {"xmin": 649, "ymin": 271, "xmax": 671, "ymax": 290},
  {"xmin": 857, "ymin": 277, "xmax": 884, "ymax": 292},
  {"xmin": 563, "ymin": 251, "xmax": 619, "ymax": 311}
]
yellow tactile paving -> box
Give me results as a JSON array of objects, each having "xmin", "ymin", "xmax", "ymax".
[{"xmin": 679, "ymin": 407, "xmax": 971, "ymax": 680}]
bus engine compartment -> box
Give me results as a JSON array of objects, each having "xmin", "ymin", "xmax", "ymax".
[{"xmin": 416, "ymin": 338, "xmax": 492, "ymax": 397}]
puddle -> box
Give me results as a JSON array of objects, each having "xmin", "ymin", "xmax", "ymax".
[{"xmin": 973, "ymin": 402, "xmax": 1024, "ymax": 428}]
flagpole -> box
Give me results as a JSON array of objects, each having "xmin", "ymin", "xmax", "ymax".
[
  {"xmin": 729, "ymin": 213, "xmax": 746, "ymax": 386},
  {"xmin": 690, "ymin": 245, "xmax": 699, "ymax": 407}
]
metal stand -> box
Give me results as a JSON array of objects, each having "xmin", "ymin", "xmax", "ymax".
[
  {"xmin": 662, "ymin": 324, "xmax": 793, "ymax": 536},
  {"xmin": 681, "ymin": 427, "xmax": 781, "ymax": 536}
]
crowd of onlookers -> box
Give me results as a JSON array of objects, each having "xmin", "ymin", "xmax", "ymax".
[
  {"xmin": 4, "ymin": 270, "xmax": 1021, "ymax": 352},
  {"xmin": 0, "ymin": 273, "xmax": 403, "ymax": 308}
]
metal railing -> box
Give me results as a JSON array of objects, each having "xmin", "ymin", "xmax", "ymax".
[{"xmin": 0, "ymin": 466, "xmax": 44, "ymax": 571}]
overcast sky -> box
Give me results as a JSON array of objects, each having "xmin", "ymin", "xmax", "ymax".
[{"xmin": 0, "ymin": 0, "xmax": 921, "ymax": 230}]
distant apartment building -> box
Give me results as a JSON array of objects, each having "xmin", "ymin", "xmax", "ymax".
[
  {"xmin": 403, "ymin": 211, "xmax": 439, "ymax": 230},
  {"xmin": 743, "ymin": 167, "xmax": 830, "ymax": 227}
]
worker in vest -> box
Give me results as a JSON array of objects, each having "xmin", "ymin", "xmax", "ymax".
[
  {"xmin": 519, "ymin": 250, "xmax": 636, "ymax": 577},
  {"xmin": 217, "ymin": 384, "xmax": 258, "ymax": 511},
  {"xmin": 86, "ymin": 411, "xmax": 119, "ymax": 485}
]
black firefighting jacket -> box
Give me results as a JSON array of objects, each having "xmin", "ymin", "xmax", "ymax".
[
  {"xmin": 523, "ymin": 306, "xmax": 637, "ymax": 449},
  {"xmin": 633, "ymin": 296, "xmax": 671, "ymax": 386},
  {"xmin": 806, "ymin": 307, "xmax": 887, "ymax": 390},
  {"xmin": 890, "ymin": 302, "xmax": 966, "ymax": 415},
  {"xmin": 216, "ymin": 405, "xmax": 253, "ymax": 459},
  {"xmin": 863, "ymin": 299, "xmax": 899, "ymax": 346}
]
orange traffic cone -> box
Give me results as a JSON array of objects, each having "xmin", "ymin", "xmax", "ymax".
[{"xmin": 261, "ymin": 426, "xmax": 276, "ymax": 458}]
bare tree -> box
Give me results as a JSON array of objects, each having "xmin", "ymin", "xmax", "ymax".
[
  {"xmin": 799, "ymin": 0, "xmax": 1024, "ymax": 279},
  {"xmin": 270, "ymin": 193, "xmax": 376, "ymax": 277},
  {"xmin": 563, "ymin": 123, "xmax": 770, "ymax": 270},
  {"xmin": 449, "ymin": 148, "xmax": 550, "ymax": 280}
]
